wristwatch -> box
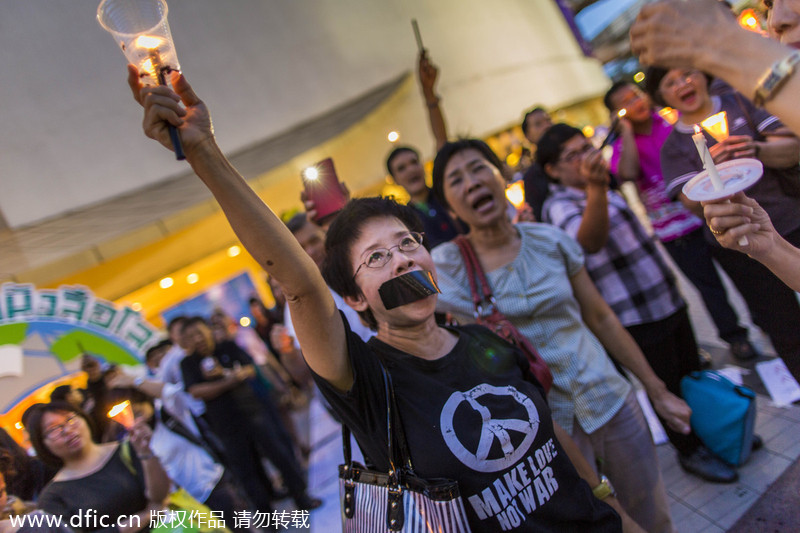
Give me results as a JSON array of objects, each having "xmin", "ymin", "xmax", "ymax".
[
  {"xmin": 753, "ymin": 50, "xmax": 800, "ymax": 107},
  {"xmin": 592, "ymin": 475, "xmax": 616, "ymax": 500}
]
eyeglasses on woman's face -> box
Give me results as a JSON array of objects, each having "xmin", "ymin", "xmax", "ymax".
[
  {"xmin": 43, "ymin": 414, "xmax": 80, "ymax": 441},
  {"xmin": 353, "ymin": 232, "xmax": 424, "ymax": 279},
  {"xmin": 558, "ymin": 142, "xmax": 594, "ymax": 164}
]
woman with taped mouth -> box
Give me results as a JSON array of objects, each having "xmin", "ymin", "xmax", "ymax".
[
  {"xmin": 430, "ymin": 139, "xmax": 694, "ymax": 533},
  {"xmin": 127, "ymin": 68, "xmax": 637, "ymax": 532}
]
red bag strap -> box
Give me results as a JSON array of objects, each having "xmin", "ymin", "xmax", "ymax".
[
  {"xmin": 454, "ymin": 235, "xmax": 497, "ymax": 317},
  {"xmin": 454, "ymin": 236, "xmax": 482, "ymax": 312}
]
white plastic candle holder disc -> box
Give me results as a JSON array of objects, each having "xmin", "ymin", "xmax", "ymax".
[{"xmin": 682, "ymin": 158, "xmax": 763, "ymax": 201}]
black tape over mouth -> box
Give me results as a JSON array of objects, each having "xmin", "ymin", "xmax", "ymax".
[{"xmin": 378, "ymin": 270, "xmax": 441, "ymax": 310}]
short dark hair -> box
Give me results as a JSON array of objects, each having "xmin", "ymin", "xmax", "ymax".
[
  {"xmin": 181, "ymin": 316, "xmax": 208, "ymax": 333},
  {"xmin": 49, "ymin": 385, "xmax": 72, "ymax": 403},
  {"xmin": 285, "ymin": 212, "xmax": 309, "ymax": 235},
  {"xmin": 0, "ymin": 448, "xmax": 15, "ymax": 479},
  {"xmin": 603, "ymin": 80, "xmax": 632, "ymax": 112},
  {"xmin": 167, "ymin": 316, "xmax": 187, "ymax": 335},
  {"xmin": 522, "ymin": 107, "xmax": 548, "ymax": 136},
  {"xmin": 145, "ymin": 340, "xmax": 171, "ymax": 363},
  {"xmin": 385, "ymin": 146, "xmax": 419, "ymax": 177},
  {"xmin": 431, "ymin": 139, "xmax": 505, "ymax": 210},
  {"xmin": 322, "ymin": 197, "xmax": 424, "ymax": 330},
  {"xmin": 26, "ymin": 402, "xmax": 96, "ymax": 468},
  {"xmin": 535, "ymin": 123, "xmax": 584, "ymax": 179},
  {"xmin": 644, "ymin": 67, "xmax": 714, "ymax": 107},
  {"xmin": 644, "ymin": 66, "xmax": 670, "ymax": 107}
]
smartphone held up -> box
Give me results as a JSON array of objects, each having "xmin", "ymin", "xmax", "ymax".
[{"xmin": 301, "ymin": 158, "xmax": 348, "ymax": 224}]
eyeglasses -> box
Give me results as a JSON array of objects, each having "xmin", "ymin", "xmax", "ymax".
[
  {"xmin": 559, "ymin": 143, "xmax": 593, "ymax": 164},
  {"xmin": 353, "ymin": 232, "xmax": 424, "ymax": 279},
  {"xmin": 659, "ymin": 70, "xmax": 701, "ymax": 93},
  {"xmin": 616, "ymin": 91, "xmax": 644, "ymax": 110},
  {"xmin": 43, "ymin": 414, "xmax": 80, "ymax": 440}
]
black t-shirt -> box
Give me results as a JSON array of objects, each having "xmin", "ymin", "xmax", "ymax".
[
  {"xmin": 313, "ymin": 316, "xmax": 621, "ymax": 532},
  {"xmin": 410, "ymin": 193, "xmax": 464, "ymax": 248},
  {"xmin": 181, "ymin": 340, "xmax": 264, "ymax": 428},
  {"xmin": 38, "ymin": 445, "xmax": 147, "ymax": 533}
]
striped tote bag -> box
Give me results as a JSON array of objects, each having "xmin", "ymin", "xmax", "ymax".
[{"xmin": 338, "ymin": 365, "xmax": 472, "ymax": 532}]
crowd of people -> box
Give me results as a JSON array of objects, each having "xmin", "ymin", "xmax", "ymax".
[{"xmin": 4, "ymin": 1, "xmax": 800, "ymax": 532}]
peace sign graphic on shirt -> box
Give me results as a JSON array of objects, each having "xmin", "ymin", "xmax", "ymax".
[{"xmin": 440, "ymin": 384, "xmax": 540, "ymax": 473}]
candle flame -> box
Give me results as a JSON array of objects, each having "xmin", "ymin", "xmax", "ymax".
[
  {"xmin": 700, "ymin": 111, "xmax": 729, "ymax": 142},
  {"xmin": 693, "ymin": 124, "xmax": 702, "ymax": 135},
  {"xmin": 617, "ymin": 109, "xmax": 627, "ymax": 118},
  {"xmin": 738, "ymin": 9, "xmax": 763, "ymax": 34},
  {"xmin": 141, "ymin": 58, "xmax": 158, "ymax": 81},
  {"xmin": 135, "ymin": 35, "xmax": 163, "ymax": 50},
  {"xmin": 505, "ymin": 181, "xmax": 526, "ymax": 210}
]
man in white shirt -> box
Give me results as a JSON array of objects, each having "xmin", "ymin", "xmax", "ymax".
[{"xmin": 156, "ymin": 316, "xmax": 206, "ymax": 417}]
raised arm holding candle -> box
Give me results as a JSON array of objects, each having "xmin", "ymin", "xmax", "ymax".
[{"xmin": 98, "ymin": 0, "xmax": 184, "ymax": 160}]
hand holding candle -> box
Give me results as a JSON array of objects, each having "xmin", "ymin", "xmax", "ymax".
[
  {"xmin": 691, "ymin": 125, "xmax": 752, "ymax": 245},
  {"xmin": 97, "ymin": 0, "xmax": 184, "ymax": 160}
]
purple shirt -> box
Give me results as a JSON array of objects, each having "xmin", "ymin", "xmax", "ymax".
[{"xmin": 610, "ymin": 112, "xmax": 702, "ymax": 242}]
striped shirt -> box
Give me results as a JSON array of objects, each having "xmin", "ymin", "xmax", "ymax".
[
  {"xmin": 542, "ymin": 186, "xmax": 685, "ymax": 327},
  {"xmin": 432, "ymin": 223, "xmax": 631, "ymax": 435}
]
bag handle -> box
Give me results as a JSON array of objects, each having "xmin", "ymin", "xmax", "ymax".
[
  {"xmin": 341, "ymin": 363, "xmax": 414, "ymax": 477},
  {"xmin": 340, "ymin": 363, "xmax": 411, "ymax": 530}
]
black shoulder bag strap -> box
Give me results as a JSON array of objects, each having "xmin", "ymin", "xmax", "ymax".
[
  {"xmin": 159, "ymin": 406, "xmax": 223, "ymax": 463},
  {"xmin": 341, "ymin": 362, "xmax": 414, "ymax": 530}
]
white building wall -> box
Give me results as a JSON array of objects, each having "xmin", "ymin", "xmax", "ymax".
[{"xmin": 0, "ymin": 0, "xmax": 608, "ymax": 228}]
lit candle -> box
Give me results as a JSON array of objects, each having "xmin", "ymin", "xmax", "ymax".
[
  {"xmin": 658, "ymin": 107, "xmax": 679, "ymax": 125},
  {"xmin": 505, "ymin": 181, "xmax": 526, "ymax": 210},
  {"xmin": 692, "ymin": 125, "xmax": 724, "ymax": 191},
  {"xmin": 700, "ymin": 111, "xmax": 729, "ymax": 143},
  {"xmin": 108, "ymin": 400, "xmax": 134, "ymax": 429}
]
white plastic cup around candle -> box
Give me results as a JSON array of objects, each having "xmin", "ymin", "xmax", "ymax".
[
  {"xmin": 97, "ymin": 0, "xmax": 180, "ymax": 87},
  {"xmin": 108, "ymin": 400, "xmax": 134, "ymax": 429}
]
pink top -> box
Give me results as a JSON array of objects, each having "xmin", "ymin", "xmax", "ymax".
[{"xmin": 610, "ymin": 112, "xmax": 702, "ymax": 242}]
